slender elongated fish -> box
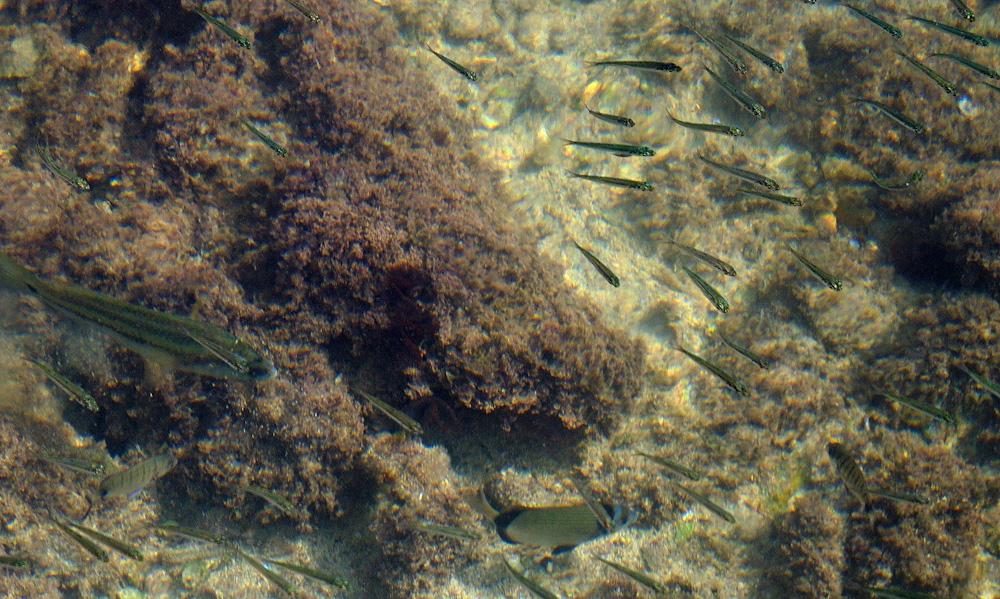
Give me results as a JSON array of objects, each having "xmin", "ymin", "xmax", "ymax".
[
  {"xmin": 0, "ymin": 253, "xmax": 276, "ymax": 381},
  {"xmin": 353, "ymin": 388, "xmax": 423, "ymax": 435},
  {"xmin": 880, "ymin": 391, "xmax": 955, "ymax": 424},
  {"xmin": 845, "ymin": 581, "xmax": 938, "ymax": 599},
  {"xmin": 895, "ymin": 51, "xmax": 959, "ymax": 97},
  {"xmin": 960, "ymin": 364, "xmax": 1000, "ymax": 399},
  {"xmin": 676, "ymin": 347, "xmax": 749, "ymax": 396},
  {"xmin": 668, "ymin": 240, "xmax": 736, "ymax": 276},
  {"xmin": 65, "ymin": 520, "xmax": 144, "ymax": 561},
  {"xmin": 50, "ymin": 516, "xmax": 110, "ymax": 562},
  {"xmin": 851, "ymin": 98, "xmax": 926, "ymax": 134},
  {"xmin": 25, "ymin": 357, "xmax": 99, "ymax": 412},
  {"xmin": 36, "ymin": 145, "xmax": 90, "ymax": 191},
  {"xmin": 928, "ymin": 53, "xmax": 999, "ymax": 80},
  {"xmin": 412, "ymin": 522, "xmax": 481, "ymax": 540},
  {"xmin": 503, "ymin": 560, "xmax": 561, "ymax": 599},
  {"xmin": 263, "ymin": 558, "xmax": 352, "ymax": 589},
  {"xmin": 98, "ymin": 452, "xmax": 177, "ymax": 499},
  {"xmin": 681, "ymin": 265, "xmax": 729, "ymax": 313},
  {"xmin": 635, "ymin": 450, "xmax": 702, "ymax": 481},
  {"xmin": 786, "ymin": 246, "xmax": 842, "ymax": 291},
  {"xmin": 585, "ymin": 105, "xmax": 634, "ymax": 127},
  {"xmin": 567, "ymin": 171, "xmax": 652, "ymax": 191},
  {"xmin": 494, "ymin": 503, "xmax": 633, "ymax": 554},
  {"xmin": 192, "ymin": 7, "xmax": 252, "ymax": 49},
  {"xmin": 573, "ymin": 241, "xmax": 621, "ymax": 287},
  {"xmin": 704, "ymin": 66, "xmax": 766, "ymax": 118},
  {"xmin": 843, "ymin": 4, "xmax": 902, "ymax": 38},
  {"xmin": 739, "ymin": 186, "xmax": 803, "ymax": 206},
  {"xmin": 699, "ymin": 155, "xmax": 779, "ymax": 190},
  {"xmin": 282, "ymin": 0, "xmax": 321, "ymax": 22},
  {"xmin": 672, "ymin": 482, "xmax": 736, "ymax": 523},
  {"xmin": 235, "ymin": 548, "xmax": 297, "ymax": 596},
  {"xmin": 424, "ymin": 44, "xmax": 478, "ymax": 81},
  {"xmin": 867, "ymin": 488, "xmax": 930, "ymax": 504},
  {"xmin": 948, "ymin": 0, "xmax": 975, "ymax": 21},
  {"xmin": 41, "ymin": 454, "xmax": 107, "ymax": 475},
  {"xmin": 722, "ymin": 34, "xmax": 784, "ymax": 73},
  {"xmin": 150, "ymin": 522, "xmax": 227, "ymax": 545},
  {"xmin": 689, "ymin": 26, "xmax": 747, "ymax": 74},
  {"xmin": 562, "ymin": 139, "xmax": 655, "ymax": 157},
  {"xmin": 869, "ymin": 168, "xmax": 925, "ymax": 191},
  {"xmin": 908, "ymin": 15, "xmax": 988, "ymax": 46},
  {"xmin": 240, "ymin": 118, "xmax": 289, "ymax": 157},
  {"xmin": 668, "ymin": 113, "xmax": 745, "ymax": 137},
  {"xmin": 595, "ymin": 556, "xmax": 668, "ymax": 596},
  {"xmin": 0, "ymin": 555, "xmax": 29, "ymax": 568},
  {"xmin": 719, "ymin": 332, "xmax": 771, "ymax": 369},
  {"xmin": 586, "ymin": 59, "xmax": 682, "ymax": 72},
  {"xmin": 240, "ymin": 484, "xmax": 294, "ymax": 515},
  {"xmin": 827, "ymin": 442, "xmax": 869, "ymax": 506}
]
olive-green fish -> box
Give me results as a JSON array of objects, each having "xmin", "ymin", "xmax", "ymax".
[
  {"xmin": 282, "ymin": 0, "xmax": 321, "ymax": 22},
  {"xmin": 722, "ymin": 34, "xmax": 785, "ymax": 73},
  {"xmin": 40, "ymin": 454, "xmax": 106, "ymax": 475},
  {"xmin": 699, "ymin": 155, "xmax": 779, "ymax": 190},
  {"xmin": 65, "ymin": 520, "xmax": 143, "ymax": 561},
  {"xmin": 192, "ymin": 7, "xmax": 252, "ymax": 49},
  {"xmin": 719, "ymin": 332, "xmax": 771, "ymax": 369},
  {"xmin": 25, "ymin": 357, "xmax": 99, "ymax": 412},
  {"xmin": 240, "ymin": 117, "xmax": 289, "ymax": 157},
  {"xmin": 567, "ymin": 171, "xmax": 653, "ymax": 191},
  {"xmin": 908, "ymin": 15, "xmax": 988, "ymax": 46},
  {"xmin": 928, "ymin": 53, "xmax": 999, "ymax": 80},
  {"xmin": 869, "ymin": 168, "xmax": 926, "ymax": 191},
  {"xmin": 586, "ymin": 59, "xmax": 682, "ymax": 72},
  {"xmin": 494, "ymin": 503, "xmax": 633, "ymax": 554},
  {"xmin": 98, "ymin": 452, "xmax": 177, "ymax": 499},
  {"xmin": 354, "ymin": 388, "xmax": 424, "ymax": 435},
  {"xmin": 827, "ymin": 441, "xmax": 869, "ymax": 506},
  {"xmin": 50, "ymin": 517, "xmax": 110, "ymax": 562},
  {"xmin": 425, "ymin": 44, "xmax": 479, "ymax": 81},
  {"xmin": 235, "ymin": 548, "xmax": 297, "ymax": 596},
  {"xmin": 573, "ymin": 241, "xmax": 621, "ymax": 288},
  {"xmin": 786, "ymin": 246, "xmax": 843, "ymax": 291},
  {"xmin": 0, "ymin": 253, "xmax": 276, "ymax": 381},
  {"xmin": 36, "ymin": 145, "xmax": 90, "ymax": 191},
  {"xmin": 585, "ymin": 104, "xmax": 635, "ymax": 128},
  {"xmin": 635, "ymin": 450, "xmax": 702, "ymax": 481},
  {"xmin": 867, "ymin": 488, "xmax": 930, "ymax": 504},
  {"xmin": 0, "ymin": 555, "xmax": 29, "ymax": 568},
  {"xmin": 668, "ymin": 112, "xmax": 745, "ymax": 137},
  {"xmin": 851, "ymin": 98, "xmax": 926, "ymax": 134},
  {"xmin": 264, "ymin": 558, "xmax": 352, "ymax": 589},
  {"xmin": 151, "ymin": 522, "xmax": 227, "ymax": 545},
  {"xmin": 503, "ymin": 560, "xmax": 561, "ymax": 599},
  {"xmin": 949, "ymin": 0, "xmax": 975, "ymax": 21},
  {"xmin": 843, "ymin": 4, "xmax": 902, "ymax": 38},
  {"xmin": 668, "ymin": 239, "xmax": 736, "ymax": 276},
  {"xmin": 960, "ymin": 364, "xmax": 1000, "ymax": 400},
  {"xmin": 676, "ymin": 347, "xmax": 749, "ymax": 396},
  {"xmin": 690, "ymin": 26, "xmax": 747, "ymax": 74},
  {"xmin": 412, "ymin": 522, "xmax": 481, "ymax": 540},
  {"xmin": 681, "ymin": 265, "xmax": 729, "ymax": 313},
  {"xmin": 739, "ymin": 186, "xmax": 803, "ymax": 206},
  {"xmin": 595, "ymin": 556, "xmax": 668, "ymax": 596},
  {"xmin": 895, "ymin": 51, "xmax": 959, "ymax": 97},
  {"xmin": 704, "ymin": 65, "xmax": 767, "ymax": 118},
  {"xmin": 672, "ymin": 482, "xmax": 736, "ymax": 523},
  {"xmin": 881, "ymin": 391, "xmax": 955, "ymax": 424},
  {"xmin": 563, "ymin": 139, "xmax": 655, "ymax": 157},
  {"xmin": 240, "ymin": 484, "xmax": 294, "ymax": 515},
  {"xmin": 845, "ymin": 581, "xmax": 938, "ymax": 599}
]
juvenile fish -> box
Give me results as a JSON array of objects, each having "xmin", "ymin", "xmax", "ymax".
[
  {"xmin": 425, "ymin": 45, "xmax": 478, "ymax": 81},
  {"xmin": 282, "ymin": 0, "xmax": 321, "ymax": 22},
  {"xmin": 843, "ymin": 4, "xmax": 902, "ymax": 38},
  {"xmin": 264, "ymin": 558, "xmax": 352, "ymax": 589},
  {"xmin": 949, "ymin": 0, "xmax": 975, "ymax": 21},
  {"xmin": 868, "ymin": 488, "xmax": 930, "ymax": 504},
  {"xmin": 704, "ymin": 66, "xmax": 766, "ymax": 119},
  {"xmin": 895, "ymin": 51, "xmax": 959, "ymax": 97},
  {"xmin": 739, "ymin": 186, "xmax": 803, "ymax": 206},
  {"xmin": 240, "ymin": 118, "xmax": 289, "ymax": 157},
  {"xmin": 928, "ymin": 53, "xmax": 999, "ymax": 80},
  {"xmin": 354, "ymin": 388, "xmax": 424, "ymax": 435},
  {"xmin": 676, "ymin": 347, "xmax": 749, "ymax": 396},
  {"xmin": 240, "ymin": 484, "xmax": 294, "ymax": 515},
  {"xmin": 41, "ymin": 454, "xmax": 106, "ymax": 476},
  {"xmin": 690, "ymin": 27, "xmax": 747, "ymax": 74},
  {"xmin": 681, "ymin": 265, "xmax": 730, "ymax": 313},
  {"xmin": 827, "ymin": 441, "xmax": 869, "ymax": 506},
  {"xmin": 151, "ymin": 522, "xmax": 227, "ymax": 545},
  {"xmin": 0, "ymin": 253, "xmax": 276, "ymax": 381},
  {"xmin": 881, "ymin": 391, "xmax": 955, "ymax": 424},
  {"xmin": 503, "ymin": 560, "xmax": 561, "ymax": 599},
  {"xmin": 845, "ymin": 582, "xmax": 938, "ymax": 599},
  {"xmin": 50, "ymin": 516, "xmax": 110, "ymax": 562},
  {"xmin": 851, "ymin": 98, "xmax": 926, "ymax": 134},
  {"xmin": 786, "ymin": 246, "xmax": 842, "ymax": 291},
  {"xmin": 494, "ymin": 503, "xmax": 632, "ymax": 554},
  {"xmin": 412, "ymin": 522, "xmax": 481, "ymax": 540},
  {"xmin": 699, "ymin": 155, "xmax": 779, "ymax": 190},
  {"xmin": 869, "ymin": 168, "xmax": 926, "ymax": 191},
  {"xmin": 586, "ymin": 59, "xmax": 682, "ymax": 72},
  {"xmin": 0, "ymin": 555, "xmax": 29, "ymax": 568},
  {"xmin": 98, "ymin": 452, "xmax": 177, "ymax": 499},
  {"xmin": 563, "ymin": 139, "xmax": 655, "ymax": 157},
  {"xmin": 908, "ymin": 15, "xmax": 988, "ymax": 46},
  {"xmin": 668, "ymin": 112, "xmax": 745, "ymax": 137},
  {"xmin": 192, "ymin": 7, "xmax": 252, "ymax": 49},
  {"xmin": 960, "ymin": 364, "xmax": 1000, "ymax": 400},
  {"xmin": 635, "ymin": 450, "xmax": 702, "ymax": 481},
  {"xmin": 668, "ymin": 240, "xmax": 737, "ymax": 276},
  {"xmin": 235, "ymin": 548, "xmax": 298, "ymax": 597},
  {"xmin": 36, "ymin": 145, "xmax": 90, "ymax": 191},
  {"xmin": 567, "ymin": 171, "xmax": 652, "ymax": 191},
  {"xmin": 573, "ymin": 241, "xmax": 621, "ymax": 287},
  {"xmin": 25, "ymin": 357, "xmax": 99, "ymax": 412},
  {"xmin": 719, "ymin": 332, "xmax": 771, "ymax": 369},
  {"xmin": 595, "ymin": 556, "xmax": 668, "ymax": 596},
  {"xmin": 722, "ymin": 34, "xmax": 785, "ymax": 73},
  {"xmin": 65, "ymin": 520, "xmax": 143, "ymax": 561},
  {"xmin": 585, "ymin": 105, "xmax": 635, "ymax": 128},
  {"xmin": 672, "ymin": 482, "xmax": 736, "ymax": 523}
]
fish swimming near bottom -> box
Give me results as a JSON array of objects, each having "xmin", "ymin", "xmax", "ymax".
[
  {"xmin": 98, "ymin": 452, "xmax": 178, "ymax": 500},
  {"xmin": 494, "ymin": 503, "xmax": 635, "ymax": 554},
  {"xmin": 828, "ymin": 441, "xmax": 870, "ymax": 506}
]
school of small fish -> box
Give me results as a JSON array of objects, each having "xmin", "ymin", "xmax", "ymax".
[{"xmin": 1, "ymin": 0, "xmax": 997, "ymax": 597}]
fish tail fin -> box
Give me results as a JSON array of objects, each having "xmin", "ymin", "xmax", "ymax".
[{"xmin": 0, "ymin": 252, "xmax": 40, "ymax": 294}]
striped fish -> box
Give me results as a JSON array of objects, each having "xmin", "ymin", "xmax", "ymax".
[
  {"xmin": 98, "ymin": 452, "xmax": 177, "ymax": 499},
  {"xmin": 827, "ymin": 442, "xmax": 870, "ymax": 506}
]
